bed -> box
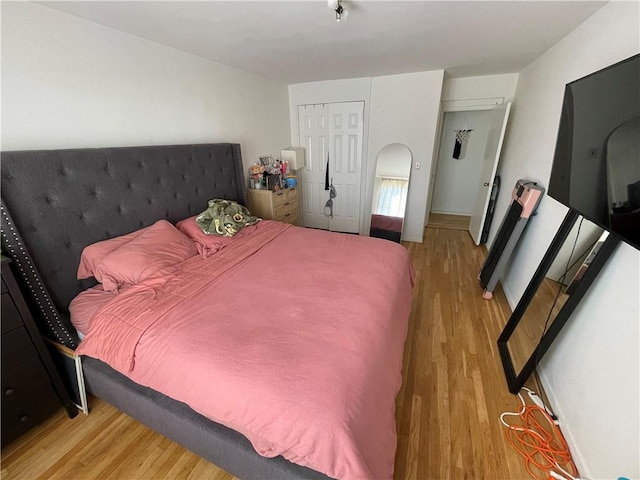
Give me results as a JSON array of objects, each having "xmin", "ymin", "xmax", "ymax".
[{"xmin": 0, "ymin": 143, "xmax": 413, "ymax": 480}]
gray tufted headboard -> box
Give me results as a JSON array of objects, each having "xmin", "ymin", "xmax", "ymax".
[{"xmin": 1, "ymin": 143, "xmax": 246, "ymax": 348}]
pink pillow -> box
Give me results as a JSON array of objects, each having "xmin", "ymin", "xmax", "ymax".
[
  {"xmin": 176, "ymin": 216, "xmax": 258, "ymax": 258},
  {"xmin": 94, "ymin": 220, "xmax": 198, "ymax": 292},
  {"xmin": 77, "ymin": 228, "xmax": 145, "ymax": 281}
]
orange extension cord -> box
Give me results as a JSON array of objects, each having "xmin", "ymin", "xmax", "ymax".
[{"xmin": 500, "ymin": 388, "xmax": 580, "ymax": 480}]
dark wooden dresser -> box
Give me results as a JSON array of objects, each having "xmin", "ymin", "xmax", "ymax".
[{"xmin": 1, "ymin": 256, "xmax": 77, "ymax": 447}]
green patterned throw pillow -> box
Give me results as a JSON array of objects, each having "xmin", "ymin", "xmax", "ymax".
[{"xmin": 196, "ymin": 199, "xmax": 260, "ymax": 237}]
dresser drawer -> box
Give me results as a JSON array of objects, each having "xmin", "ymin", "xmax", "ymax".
[
  {"xmin": 285, "ymin": 188, "xmax": 297, "ymax": 203},
  {"xmin": 274, "ymin": 200, "xmax": 296, "ymax": 219},
  {"xmin": 2, "ymin": 293, "xmax": 23, "ymax": 334},
  {"xmin": 273, "ymin": 190, "xmax": 287, "ymax": 207},
  {"xmin": 2, "ymin": 327, "xmax": 38, "ymax": 371},
  {"xmin": 281, "ymin": 212, "xmax": 298, "ymax": 225}
]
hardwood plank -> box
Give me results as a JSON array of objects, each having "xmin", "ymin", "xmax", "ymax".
[
  {"xmin": 427, "ymin": 213, "xmax": 471, "ymax": 231},
  {"xmin": 1, "ymin": 226, "xmax": 536, "ymax": 479}
]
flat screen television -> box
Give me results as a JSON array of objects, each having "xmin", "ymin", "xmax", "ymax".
[{"xmin": 549, "ymin": 53, "xmax": 640, "ymax": 250}]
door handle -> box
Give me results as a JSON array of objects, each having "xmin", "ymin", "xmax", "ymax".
[{"xmin": 483, "ymin": 182, "xmax": 490, "ymax": 186}]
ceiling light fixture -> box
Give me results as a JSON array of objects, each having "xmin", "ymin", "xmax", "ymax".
[{"xmin": 328, "ymin": 0, "xmax": 349, "ymax": 22}]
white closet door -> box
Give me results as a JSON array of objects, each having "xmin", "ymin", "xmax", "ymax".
[
  {"xmin": 297, "ymin": 102, "xmax": 364, "ymax": 233},
  {"xmin": 298, "ymin": 104, "xmax": 330, "ymax": 230},
  {"xmin": 327, "ymin": 102, "xmax": 364, "ymax": 233}
]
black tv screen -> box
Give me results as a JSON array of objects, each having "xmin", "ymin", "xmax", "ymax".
[{"xmin": 549, "ymin": 54, "xmax": 640, "ymax": 250}]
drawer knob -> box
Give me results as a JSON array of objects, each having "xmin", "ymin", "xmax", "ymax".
[
  {"xmin": 5, "ymin": 388, "xmax": 15, "ymax": 396},
  {"xmin": 20, "ymin": 415, "xmax": 30, "ymax": 423}
]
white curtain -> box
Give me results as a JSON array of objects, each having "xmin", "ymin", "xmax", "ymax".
[{"xmin": 374, "ymin": 177, "xmax": 408, "ymax": 217}]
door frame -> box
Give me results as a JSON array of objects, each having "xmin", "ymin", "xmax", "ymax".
[{"xmin": 425, "ymin": 97, "xmax": 505, "ymax": 227}]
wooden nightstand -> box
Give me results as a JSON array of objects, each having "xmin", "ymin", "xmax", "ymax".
[
  {"xmin": 1, "ymin": 256, "xmax": 77, "ymax": 447},
  {"xmin": 248, "ymin": 187, "xmax": 298, "ymax": 225}
]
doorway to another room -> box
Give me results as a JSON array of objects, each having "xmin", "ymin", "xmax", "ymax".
[{"xmin": 427, "ymin": 103, "xmax": 511, "ymax": 244}]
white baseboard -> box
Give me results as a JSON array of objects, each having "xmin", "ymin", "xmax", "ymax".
[
  {"xmin": 500, "ymin": 281, "xmax": 518, "ymax": 311},
  {"xmin": 430, "ymin": 210, "xmax": 472, "ymax": 217},
  {"xmin": 536, "ymin": 369, "xmax": 589, "ymax": 479}
]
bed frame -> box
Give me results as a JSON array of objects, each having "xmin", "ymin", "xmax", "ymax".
[{"xmin": 0, "ymin": 143, "xmax": 330, "ymax": 480}]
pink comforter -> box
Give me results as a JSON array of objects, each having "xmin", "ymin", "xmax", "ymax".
[{"xmin": 76, "ymin": 221, "xmax": 413, "ymax": 479}]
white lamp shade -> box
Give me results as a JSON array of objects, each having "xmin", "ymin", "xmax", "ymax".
[{"xmin": 281, "ymin": 148, "xmax": 306, "ymax": 171}]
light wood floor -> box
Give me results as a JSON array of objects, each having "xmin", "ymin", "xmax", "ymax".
[
  {"xmin": 1, "ymin": 227, "xmax": 532, "ymax": 480},
  {"xmin": 426, "ymin": 213, "xmax": 471, "ymax": 231}
]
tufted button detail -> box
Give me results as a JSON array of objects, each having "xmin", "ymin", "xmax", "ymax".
[
  {"xmin": 147, "ymin": 198, "xmax": 153, "ymax": 205},
  {"xmin": 64, "ymin": 241, "xmax": 72, "ymax": 249},
  {"xmin": 174, "ymin": 192, "xmax": 179, "ymax": 199}
]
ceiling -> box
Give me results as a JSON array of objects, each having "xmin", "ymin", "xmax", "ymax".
[{"xmin": 40, "ymin": 1, "xmax": 607, "ymax": 84}]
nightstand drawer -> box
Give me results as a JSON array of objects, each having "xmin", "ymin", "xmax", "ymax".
[
  {"xmin": 1, "ymin": 380, "xmax": 59, "ymax": 447},
  {"xmin": 2, "ymin": 327, "xmax": 38, "ymax": 371},
  {"xmin": 2, "ymin": 357, "xmax": 54, "ymax": 404},
  {"xmin": 2, "ymin": 293, "xmax": 23, "ymax": 334}
]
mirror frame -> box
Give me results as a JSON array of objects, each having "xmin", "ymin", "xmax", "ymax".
[
  {"xmin": 497, "ymin": 209, "xmax": 621, "ymax": 393},
  {"xmin": 369, "ymin": 143, "xmax": 412, "ymax": 243}
]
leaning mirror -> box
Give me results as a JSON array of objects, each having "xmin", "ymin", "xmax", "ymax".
[
  {"xmin": 498, "ymin": 210, "xmax": 620, "ymax": 393},
  {"xmin": 369, "ymin": 143, "xmax": 412, "ymax": 243}
]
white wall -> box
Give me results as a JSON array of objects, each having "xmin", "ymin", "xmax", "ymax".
[
  {"xmin": 431, "ymin": 110, "xmax": 492, "ymax": 215},
  {"xmin": 1, "ymin": 2, "xmax": 291, "ymax": 179},
  {"xmin": 494, "ymin": 2, "xmax": 640, "ymax": 478},
  {"xmin": 367, "ymin": 71, "xmax": 444, "ymax": 242},
  {"xmin": 441, "ymin": 73, "xmax": 519, "ymax": 103},
  {"xmin": 289, "ymin": 71, "xmax": 444, "ymax": 242}
]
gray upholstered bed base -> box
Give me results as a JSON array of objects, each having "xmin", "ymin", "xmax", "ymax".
[
  {"xmin": 1, "ymin": 143, "xmax": 332, "ymax": 480},
  {"xmin": 83, "ymin": 357, "xmax": 329, "ymax": 480}
]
